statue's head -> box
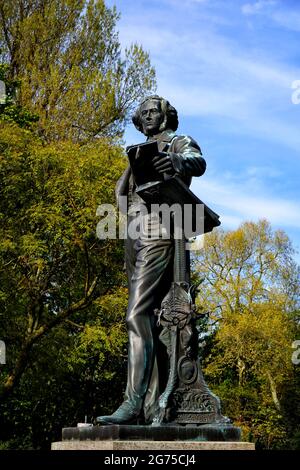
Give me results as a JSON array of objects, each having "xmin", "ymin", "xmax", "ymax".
[{"xmin": 132, "ymin": 95, "xmax": 179, "ymax": 136}]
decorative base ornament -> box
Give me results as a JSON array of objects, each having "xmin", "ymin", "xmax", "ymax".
[{"xmin": 152, "ymin": 281, "xmax": 228, "ymax": 426}]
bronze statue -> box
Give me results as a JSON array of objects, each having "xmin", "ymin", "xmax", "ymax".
[{"xmin": 96, "ymin": 95, "xmax": 209, "ymax": 425}]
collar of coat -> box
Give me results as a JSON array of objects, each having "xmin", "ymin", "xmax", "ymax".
[{"xmin": 147, "ymin": 129, "xmax": 177, "ymax": 146}]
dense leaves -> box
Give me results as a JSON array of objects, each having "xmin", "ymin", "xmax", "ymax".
[
  {"xmin": 0, "ymin": 0, "xmax": 157, "ymax": 449},
  {"xmin": 0, "ymin": 0, "xmax": 156, "ymax": 141},
  {"xmin": 193, "ymin": 221, "xmax": 300, "ymax": 449},
  {"xmin": 0, "ymin": 120, "xmax": 130, "ymax": 446},
  {"xmin": 0, "ymin": 64, "xmax": 39, "ymax": 127}
]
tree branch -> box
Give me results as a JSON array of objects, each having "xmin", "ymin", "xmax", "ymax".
[{"xmin": 0, "ymin": 275, "xmax": 99, "ymax": 400}]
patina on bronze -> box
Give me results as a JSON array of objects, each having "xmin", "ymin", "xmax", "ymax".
[{"xmin": 96, "ymin": 95, "xmax": 223, "ymax": 427}]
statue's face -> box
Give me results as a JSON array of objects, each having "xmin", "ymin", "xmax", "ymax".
[{"xmin": 139, "ymin": 99, "xmax": 164, "ymax": 136}]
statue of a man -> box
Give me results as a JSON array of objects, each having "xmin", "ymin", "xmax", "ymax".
[{"xmin": 97, "ymin": 95, "xmax": 206, "ymax": 425}]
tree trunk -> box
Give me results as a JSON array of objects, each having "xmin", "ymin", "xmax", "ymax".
[
  {"xmin": 0, "ymin": 276, "xmax": 98, "ymax": 400},
  {"xmin": 237, "ymin": 358, "xmax": 246, "ymax": 386},
  {"xmin": 267, "ymin": 371, "xmax": 281, "ymax": 411},
  {"xmin": 1, "ymin": 339, "xmax": 33, "ymax": 399}
]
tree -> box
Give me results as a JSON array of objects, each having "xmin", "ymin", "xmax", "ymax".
[
  {"xmin": 194, "ymin": 220, "xmax": 298, "ymax": 318},
  {"xmin": 0, "ymin": 121, "xmax": 127, "ymax": 401},
  {"xmin": 0, "ymin": 63, "xmax": 38, "ymax": 127},
  {"xmin": 192, "ymin": 220, "xmax": 300, "ymax": 448},
  {"xmin": 0, "ymin": 291, "xmax": 129, "ymax": 449},
  {"xmin": 0, "ymin": 0, "xmax": 156, "ymax": 449},
  {"xmin": 0, "ymin": 0, "xmax": 156, "ymax": 141}
]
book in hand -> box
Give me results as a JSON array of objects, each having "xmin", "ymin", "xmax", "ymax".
[
  {"xmin": 126, "ymin": 140, "xmax": 221, "ymax": 235},
  {"xmin": 126, "ymin": 140, "xmax": 164, "ymax": 187}
]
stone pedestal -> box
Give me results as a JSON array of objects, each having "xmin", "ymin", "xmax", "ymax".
[
  {"xmin": 51, "ymin": 424, "xmax": 255, "ymax": 451},
  {"xmin": 52, "ymin": 440, "xmax": 255, "ymax": 450}
]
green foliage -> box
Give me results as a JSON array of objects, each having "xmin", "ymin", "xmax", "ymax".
[
  {"xmin": 0, "ymin": 0, "xmax": 156, "ymax": 141},
  {"xmin": 0, "ymin": 0, "xmax": 156, "ymax": 450},
  {"xmin": 0, "ymin": 121, "xmax": 128, "ymax": 448},
  {"xmin": 0, "ymin": 64, "xmax": 39, "ymax": 127},
  {"xmin": 193, "ymin": 220, "xmax": 300, "ymax": 449}
]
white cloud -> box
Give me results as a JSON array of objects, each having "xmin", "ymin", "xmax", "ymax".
[
  {"xmin": 241, "ymin": 2, "xmax": 300, "ymax": 33},
  {"xmin": 118, "ymin": 15, "xmax": 300, "ymax": 151},
  {"xmin": 120, "ymin": 20, "xmax": 297, "ymax": 92},
  {"xmin": 113, "ymin": 0, "xmax": 300, "ymax": 258},
  {"xmin": 191, "ymin": 175, "xmax": 300, "ymax": 231},
  {"xmin": 241, "ymin": 0, "xmax": 277, "ymax": 16},
  {"xmin": 219, "ymin": 214, "xmax": 244, "ymax": 228},
  {"xmin": 246, "ymin": 166, "xmax": 283, "ymax": 179},
  {"xmin": 272, "ymin": 10, "xmax": 300, "ymax": 32},
  {"xmin": 166, "ymin": 0, "xmax": 208, "ymax": 4}
]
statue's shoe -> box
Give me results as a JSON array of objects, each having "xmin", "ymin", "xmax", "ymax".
[{"xmin": 96, "ymin": 401, "xmax": 141, "ymax": 425}]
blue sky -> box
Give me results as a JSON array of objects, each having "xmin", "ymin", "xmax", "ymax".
[{"xmin": 107, "ymin": 0, "xmax": 300, "ymax": 260}]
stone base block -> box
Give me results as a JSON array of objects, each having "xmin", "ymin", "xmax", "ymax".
[
  {"xmin": 52, "ymin": 424, "xmax": 255, "ymax": 451},
  {"xmin": 52, "ymin": 440, "xmax": 255, "ymax": 450},
  {"xmin": 62, "ymin": 424, "xmax": 241, "ymax": 442}
]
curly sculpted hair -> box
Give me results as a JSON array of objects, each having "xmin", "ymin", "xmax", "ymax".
[{"xmin": 132, "ymin": 95, "xmax": 179, "ymax": 133}]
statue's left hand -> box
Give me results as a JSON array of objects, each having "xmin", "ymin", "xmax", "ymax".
[{"xmin": 153, "ymin": 152, "xmax": 175, "ymax": 174}]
